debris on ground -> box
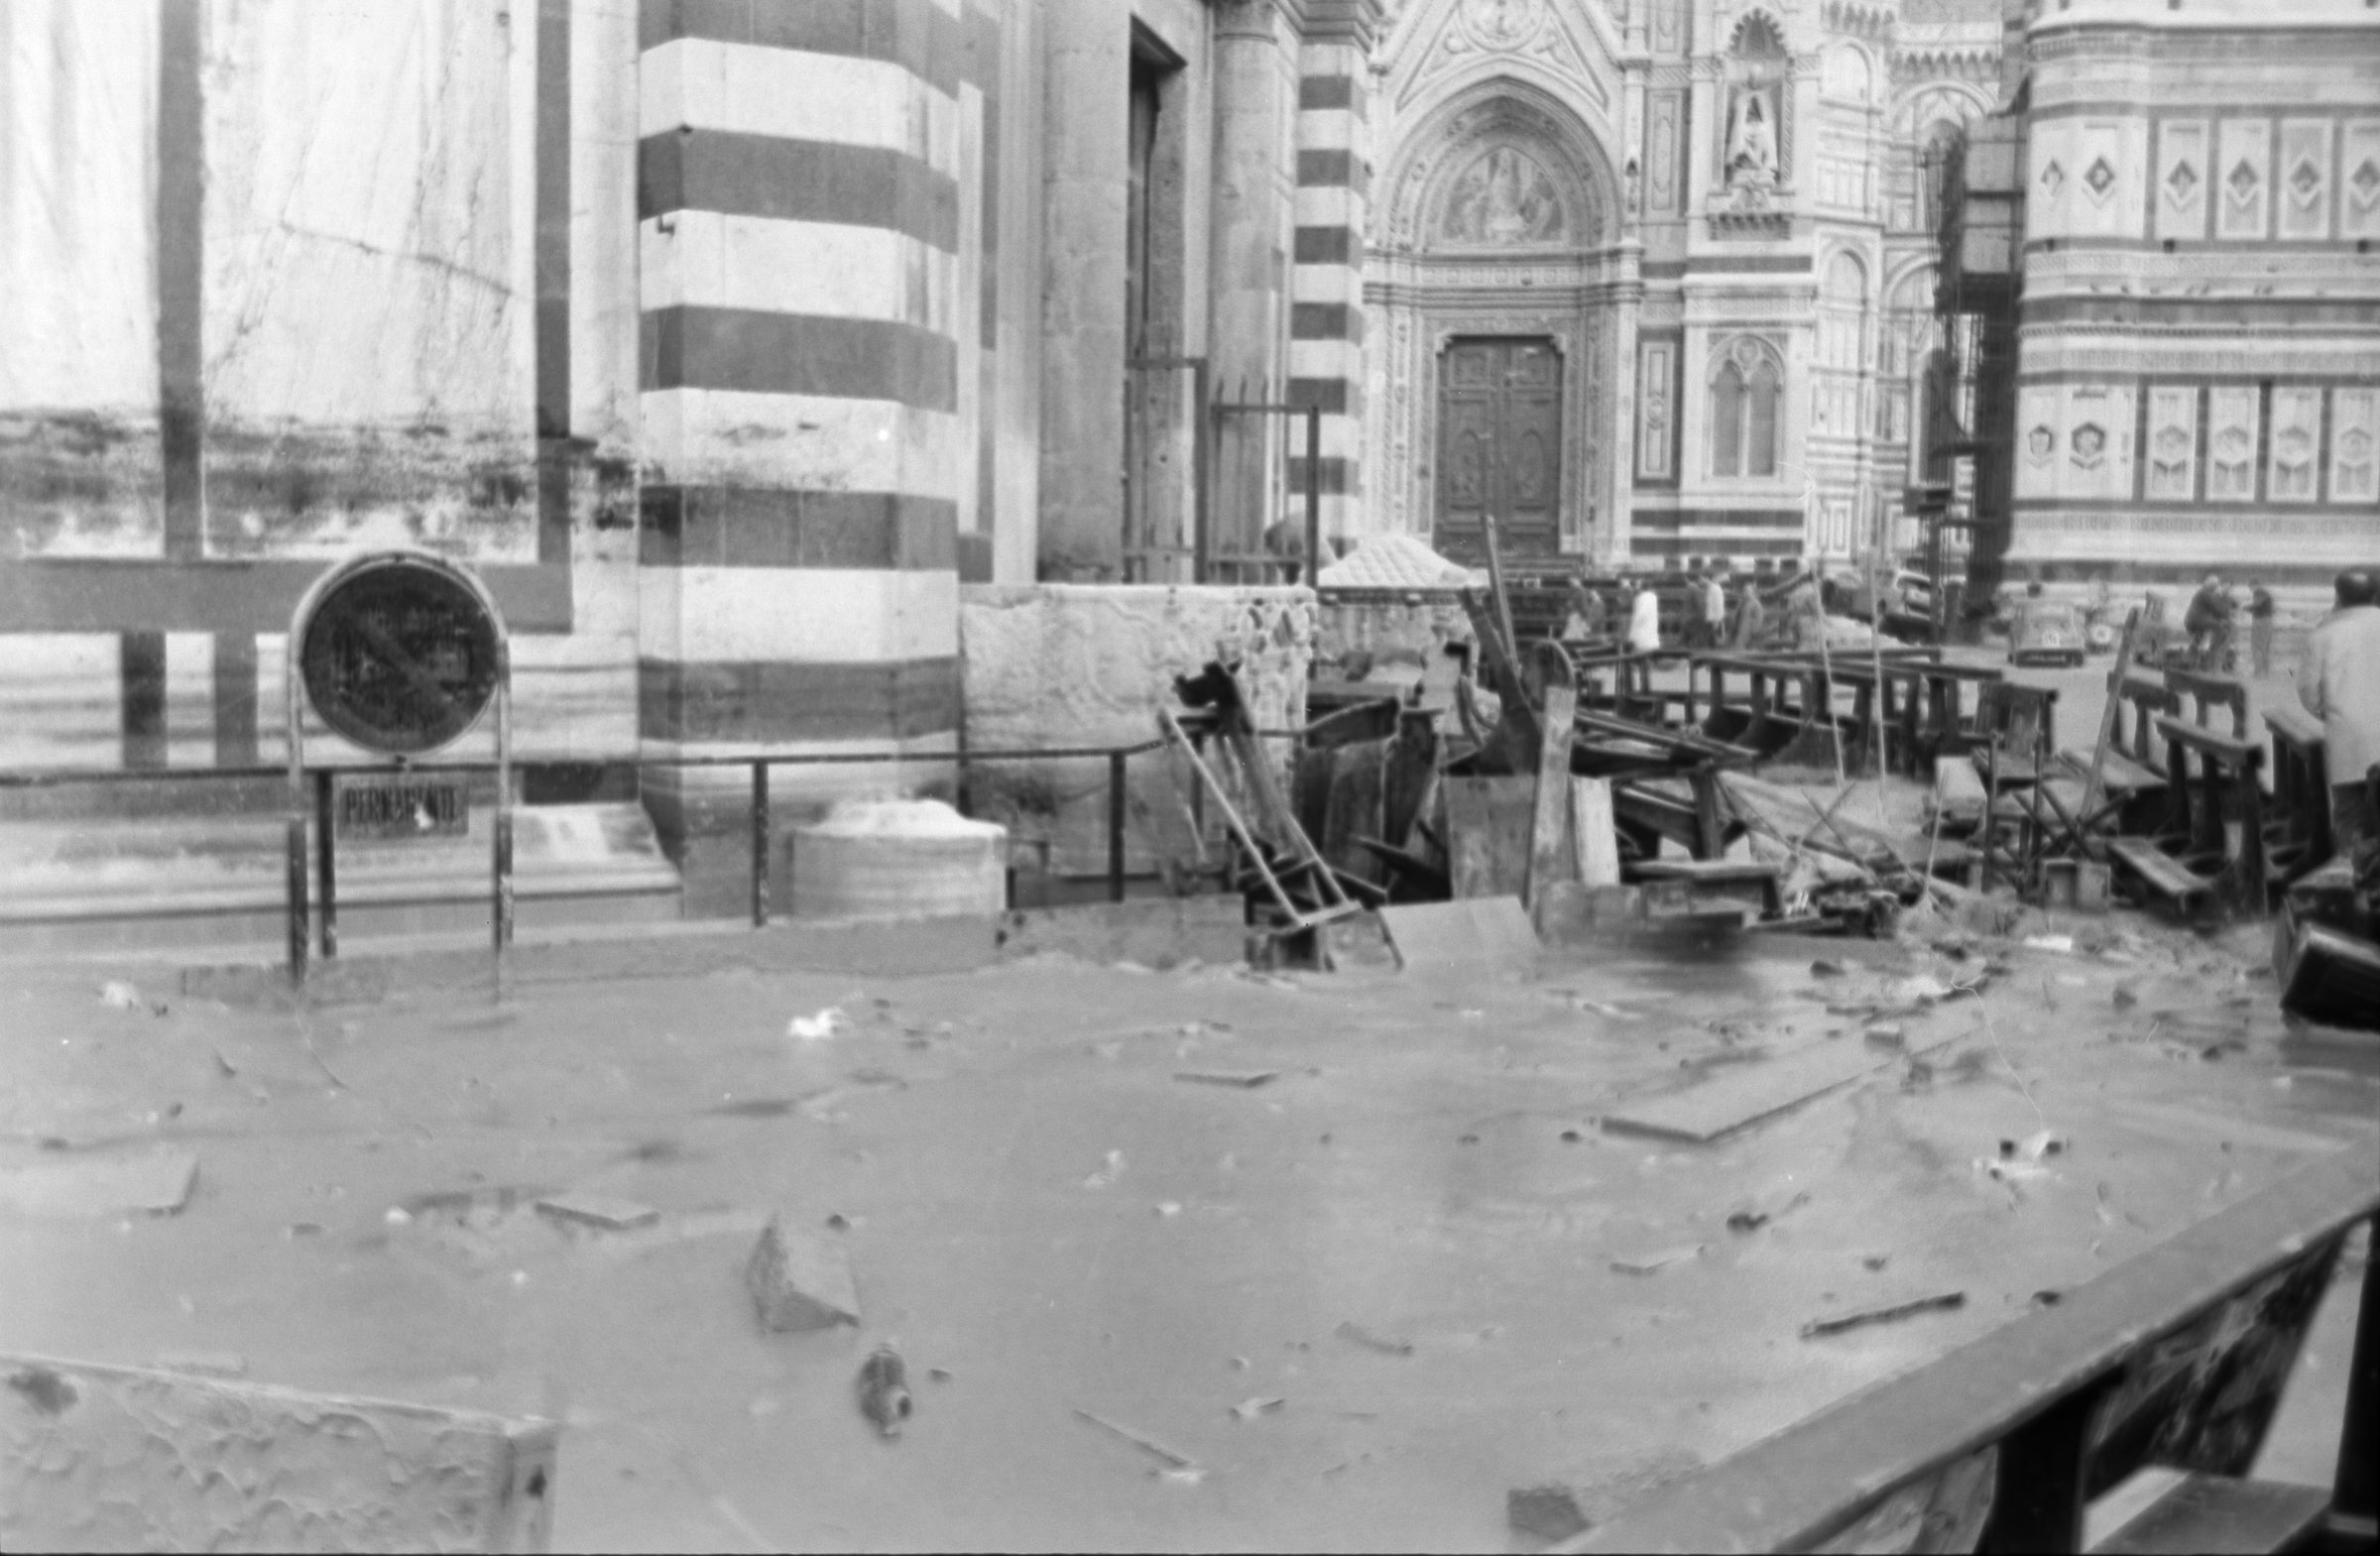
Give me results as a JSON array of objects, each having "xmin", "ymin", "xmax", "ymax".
[
  {"xmin": 1611, "ymin": 1245, "xmax": 1705, "ymax": 1275},
  {"xmin": 857, "ymin": 1344, "xmax": 911, "ymax": 1440},
  {"xmin": 1509, "ymin": 1485, "xmax": 1592, "ymax": 1545},
  {"xmin": 1336, "ymin": 1320, "xmax": 1415, "ymax": 1357},
  {"xmin": 0, "ymin": 1145, "xmax": 197, "ymax": 1219},
  {"xmin": 2008, "ymin": 1130, "xmax": 2068, "ymax": 1162},
  {"xmin": 1082, "ymin": 1150, "xmax": 1127, "ymax": 1189},
  {"xmin": 1230, "ymin": 1396, "xmax": 1285, "ymax": 1422},
  {"xmin": 97, "ymin": 980, "xmax": 168, "ymax": 1016},
  {"xmin": 1799, "ymin": 1291, "xmax": 1966, "ymax": 1339},
  {"xmin": 746, "ymin": 1213, "xmax": 861, "ymax": 1333},
  {"xmin": 534, "ymin": 1193, "xmax": 661, "ymax": 1232},
  {"xmin": 1173, "ymin": 1070, "xmax": 1280, "ymax": 1089},
  {"xmin": 787, "ymin": 1008, "xmax": 848, "ymax": 1041},
  {"xmin": 1073, "ymin": 1407, "xmax": 1202, "ymax": 1478}
]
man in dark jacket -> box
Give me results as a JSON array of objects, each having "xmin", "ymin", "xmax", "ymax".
[
  {"xmin": 2184, "ymin": 573, "xmax": 2234, "ymax": 671},
  {"xmin": 2247, "ymin": 580, "xmax": 2277, "ymax": 676}
]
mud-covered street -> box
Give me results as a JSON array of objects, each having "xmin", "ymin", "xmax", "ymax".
[{"xmin": 5, "ymin": 904, "xmax": 2372, "ymax": 1552}]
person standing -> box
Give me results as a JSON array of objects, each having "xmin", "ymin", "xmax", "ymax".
[
  {"xmin": 1627, "ymin": 577, "xmax": 1662, "ymax": 653},
  {"xmin": 2185, "ymin": 572, "xmax": 2234, "ymax": 671},
  {"xmin": 1730, "ymin": 576, "xmax": 1767, "ymax": 649},
  {"xmin": 1699, "ymin": 570, "xmax": 1728, "ymax": 649},
  {"xmin": 1786, "ymin": 569, "xmax": 1825, "ymax": 652},
  {"xmin": 2299, "ymin": 568, "xmax": 2380, "ymax": 864},
  {"xmin": 2247, "ymin": 579, "xmax": 2276, "ymax": 677}
]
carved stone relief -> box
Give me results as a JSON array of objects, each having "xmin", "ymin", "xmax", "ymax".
[
  {"xmin": 1379, "ymin": 88, "xmax": 1613, "ymax": 253},
  {"xmin": 1395, "ymin": 0, "xmax": 1612, "ymax": 116},
  {"xmin": 2269, "ymin": 387, "xmax": 2321, "ymax": 503},
  {"xmin": 1457, "ymin": 0, "xmax": 1542, "ymax": 50},
  {"xmin": 1725, "ymin": 85, "xmax": 1783, "ymax": 192},
  {"xmin": 2146, "ymin": 387, "xmax": 2198, "ymax": 502},
  {"xmin": 2344, "ymin": 122, "xmax": 2380, "ymax": 241},
  {"xmin": 2217, "ymin": 119, "xmax": 2269, "ymax": 241},
  {"xmin": 2208, "ymin": 386, "xmax": 2259, "ymax": 500},
  {"xmin": 1440, "ymin": 144, "xmax": 1567, "ymax": 245},
  {"xmin": 2331, "ymin": 390, "xmax": 2377, "ymax": 505},
  {"xmin": 1647, "ymin": 91, "xmax": 1681, "ymax": 213},
  {"xmin": 2157, "ymin": 121, "xmax": 2208, "ymax": 243},
  {"xmin": 2278, "ymin": 120, "xmax": 2332, "ymax": 241},
  {"xmin": 1638, "ymin": 339, "xmax": 1675, "ymax": 480}
]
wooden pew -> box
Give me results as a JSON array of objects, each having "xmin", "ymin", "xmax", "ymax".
[
  {"xmin": 1967, "ymin": 681, "xmax": 2060, "ymax": 892},
  {"xmin": 2164, "ymin": 665, "xmax": 2250, "ymax": 739},
  {"xmin": 1905, "ymin": 658, "xmax": 2007, "ymax": 775},
  {"xmin": 1693, "ymin": 655, "xmax": 1802, "ymax": 756},
  {"xmin": 2107, "ymin": 715, "xmax": 2269, "ymax": 921},
  {"xmin": 2263, "ymin": 702, "xmax": 2332, "ymax": 883},
  {"xmin": 2056, "ymin": 669, "xmax": 2177, "ymax": 838},
  {"xmin": 1556, "ymin": 1148, "xmax": 2380, "ymax": 1556}
]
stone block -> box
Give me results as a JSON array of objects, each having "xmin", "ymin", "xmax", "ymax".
[
  {"xmin": 746, "ymin": 1214, "xmax": 860, "ymax": 1334},
  {"xmin": 959, "ymin": 584, "xmax": 1314, "ymax": 875},
  {"xmin": 0, "ymin": 1353, "xmax": 554, "ymax": 1552}
]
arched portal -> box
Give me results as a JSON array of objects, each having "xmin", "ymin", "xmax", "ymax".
[{"xmin": 1366, "ymin": 79, "xmax": 1628, "ymax": 563}]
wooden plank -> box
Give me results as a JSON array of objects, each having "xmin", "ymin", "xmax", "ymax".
[
  {"xmin": 1527, "ymin": 651, "xmax": 1579, "ymax": 909},
  {"xmin": 1574, "ymin": 777, "xmax": 1620, "ymax": 889},
  {"xmin": 0, "ymin": 1353, "xmax": 555, "ymax": 1552},
  {"xmin": 1445, "ymin": 776, "xmax": 1534, "ymax": 898},
  {"xmin": 2081, "ymin": 607, "xmax": 2144, "ymax": 830},
  {"xmin": 0, "ymin": 1146, "xmax": 197, "ymax": 1219},
  {"xmin": 1557, "ymin": 1149, "xmax": 2380, "ymax": 1556},
  {"xmin": 1600, "ymin": 1031, "xmax": 1957, "ymax": 1144},
  {"xmin": 2089, "ymin": 1473, "xmax": 2329, "ymax": 1555},
  {"xmin": 1378, "ymin": 897, "xmax": 1538, "ymax": 980}
]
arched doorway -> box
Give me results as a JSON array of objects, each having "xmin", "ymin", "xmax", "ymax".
[{"xmin": 1367, "ymin": 81, "xmax": 1626, "ymax": 566}]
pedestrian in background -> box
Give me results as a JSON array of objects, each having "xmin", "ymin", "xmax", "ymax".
[
  {"xmin": 2299, "ymin": 568, "xmax": 2380, "ymax": 866},
  {"xmin": 1627, "ymin": 577, "xmax": 1662, "ymax": 653},
  {"xmin": 2247, "ymin": 579, "xmax": 2276, "ymax": 677},
  {"xmin": 1560, "ymin": 578, "xmax": 1606, "ymax": 642},
  {"xmin": 1731, "ymin": 576, "xmax": 1767, "ymax": 649},
  {"xmin": 2185, "ymin": 572, "xmax": 2234, "ymax": 671},
  {"xmin": 1698, "ymin": 570, "xmax": 1727, "ymax": 649}
]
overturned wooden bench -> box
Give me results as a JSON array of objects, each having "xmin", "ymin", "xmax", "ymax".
[
  {"xmin": 1558, "ymin": 1145, "xmax": 2380, "ymax": 1554},
  {"xmin": 2108, "ymin": 716, "xmax": 2270, "ymax": 921},
  {"xmin": 2264, "ymin": 702, "xmax": 2333, "ymax": 885}
]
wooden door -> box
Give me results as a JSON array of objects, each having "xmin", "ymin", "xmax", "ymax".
[{"xmin": 1435, "ymin": 338, "xmax": 1563, "ymax": 564}]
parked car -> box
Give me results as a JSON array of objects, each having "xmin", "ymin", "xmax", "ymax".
[{"xmin": 2009, "ymin": 600, "xmax": 2087, "ymax": 667}]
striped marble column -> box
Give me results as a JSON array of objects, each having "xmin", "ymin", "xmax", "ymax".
[
  {"xmin": 636, "ymin": 0, "xmax": 966, "ymax": 828},
  {"xmin": 1288, "ymin": 28, "xmax": 1371, "ymax": 549}
]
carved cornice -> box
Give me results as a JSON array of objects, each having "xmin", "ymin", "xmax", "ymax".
[{"xmin": 1294, "ymin": 0, "xmax": 1390, "ymax": 48}]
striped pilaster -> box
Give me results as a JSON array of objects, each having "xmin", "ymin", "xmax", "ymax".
[
  {"xmin": 636, "ymin": 0, "xmax": 967, "ymax": 800},
  {"xmin": 1288, "ymin": 42, "xmax": 1368, "ymax": 547}
]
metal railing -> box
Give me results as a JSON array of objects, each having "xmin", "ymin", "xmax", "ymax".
[{"xmin": 0, "ymin": 722, "xmax": 1344, "ymax": 984}]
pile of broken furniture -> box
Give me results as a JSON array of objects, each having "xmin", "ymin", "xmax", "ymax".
[{"xmin": 1157, "ymin": 540, "xmax": 2376, "ymax": 1026}]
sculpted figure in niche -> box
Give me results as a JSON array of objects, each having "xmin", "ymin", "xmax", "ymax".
[
  {"xmin": 1442, "ymin": 145, "xmax": 1564, "ymax": 245},
  {"xmin": 1726, "ymin": 88, "xmax": 1779, "ymax": 191}
]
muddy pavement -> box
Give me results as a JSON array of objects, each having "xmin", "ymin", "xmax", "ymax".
[{"xmin": 2, "ymin": 915, "xmax": 2373, "ymax": 1552}]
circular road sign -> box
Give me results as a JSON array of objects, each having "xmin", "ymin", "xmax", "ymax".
[{"xmin": 298, "ymin": 554, "xmax": 502, "ymax": 755}]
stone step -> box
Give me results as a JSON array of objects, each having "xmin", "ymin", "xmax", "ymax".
[{"xmin": 0, "ymin": 801, "xmax": 680, "ymax": 955}]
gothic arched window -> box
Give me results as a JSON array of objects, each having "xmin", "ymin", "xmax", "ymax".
[{"xmin": 1711, "ymin": 341, "xmax": 1781, "ymax": 478}]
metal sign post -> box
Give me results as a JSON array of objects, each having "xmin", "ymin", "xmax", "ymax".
[{"xmin": 284, "ymin": 551, "xmax": 512, "ymax": 987}]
